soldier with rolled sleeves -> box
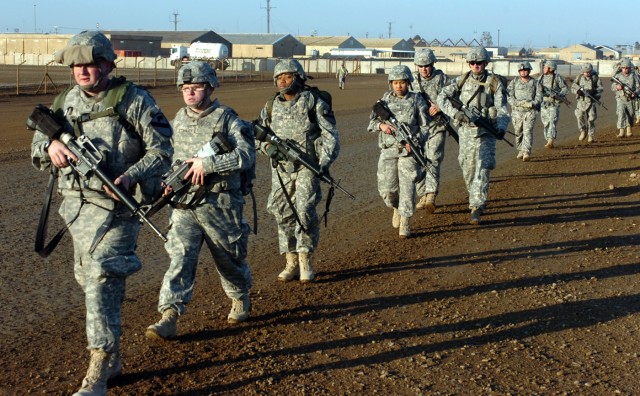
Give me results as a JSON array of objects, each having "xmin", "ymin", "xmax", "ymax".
[
  {"xmin": 256, "ymin": 59, "xmax": 340, "ymax": 282},
  {"xmin": 368, "ymin": 65, "xmax": 430, "ymax": 238},
  {"xmin": 507, "ymin": 61, "xmax": 541, "ymax": 161},
  {"xmin": 411, "ymin": 48, "xmax": 451, "ymax": 213},
  {"xmin": 30, "ymin": 31, "xmax": 173, "ymax": 396},
  {"xmin": 437, "ymin": 47, "xmax": 510, "ymax": 225},
  {"xmin": 146, "ymin": 61, "xmax": 254, "ymax": 341},
  {"xmin": 611, "ymin": 58, "xmax": 640, "ymax": 138},
  {"xmin": 571, "ymin": 63, "xmax": 603, "ymax": 143},
  {"xmin": 537, "ymin": 59, "xmax": 569, "ymax": 148}
]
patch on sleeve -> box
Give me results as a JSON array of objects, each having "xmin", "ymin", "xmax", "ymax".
[{"xmin": 150, "ymin": 112, "xmax": 172, "ymax": 137}]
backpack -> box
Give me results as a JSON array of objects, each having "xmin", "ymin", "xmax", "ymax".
[{"xmin": 51, "ymin": 76, "xmax": 163, "ymax": 204}]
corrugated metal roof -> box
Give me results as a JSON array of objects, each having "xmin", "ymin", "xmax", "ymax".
[
  {"xmin": 219, "ymin": 33, "xmax": 293, "ymax": 45},
  {"xmin": 103, "ymin": 30, "xmax": 213, "ymax": 42},
  {"xmin": 296, "ymin": 36, "xmax": 353, "ymax": 46}
]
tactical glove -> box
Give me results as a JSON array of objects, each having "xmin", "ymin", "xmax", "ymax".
[
  {"xmin": 266, "ymin": 144, "xmax": 287, "ymax": 161},
  {"xmin": 576, "ymin": 89, "xmax": 585, "ymax": 97},
  {"xmin": 454, "ymin": 111, "xmax": 469, "ymax": 123},
  {"xmin": 495, "ymin": 128, "xmax": 506, "ymax": 140},
  {"xmin": 587, "ymin": 89, "xmax": 596, "ymax": 96}
]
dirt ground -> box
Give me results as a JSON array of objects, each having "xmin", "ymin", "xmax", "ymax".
[{"xmin": 1, "ymin": 74, "xmax": 639, "ymax": 395}]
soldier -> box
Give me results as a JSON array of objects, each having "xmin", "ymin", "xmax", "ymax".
[
  {"xmin": 571, "ymin": 63, "xmax": 603, "ymax": 143},
  {"xmin": 256, "ymin": 59, "xmax": 340, "ymax": 282},
  {"xmin": 336, "ymin": 63, "xmax": 349, "ymax": 90},
  {"xmin": 437, "ymin": 47, "xmax": 510, "ymax": 225},
  {"xmin": 368, "ymin": 65, "xmax": 430, "ymax": 237},
  {"xmin": 507, "ymin": 61, "xmax": 542, "ymax": 161},
  {"xmin": 146, "ymin": 61, "xmax": 254, "ymax": 341},
  {"xmin": 30, "ymin": 31, "xmax": 173, "ymax": 396},
  {"xmin": 537, "ymin": 59, "xmax": 569, "ymax": 148},
  {"xmin": 611, "ymin": 58, "xmax": 640, "ymax": 138},
  {"xmin": 411, "ymin": 48, "xmax": 451, "ymax": 212},
  {"xmin": 635, "ymin": 65, "xmax": 640, "ymax": 125}
]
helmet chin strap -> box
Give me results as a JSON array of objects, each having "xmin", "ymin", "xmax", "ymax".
[{"xmin": 279, "ymin": 77, "xmax": 303, "ymax": 95}]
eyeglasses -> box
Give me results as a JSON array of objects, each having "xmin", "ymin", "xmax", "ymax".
[
  {"xmin": 417, "ymin": 64, "xmax": 433, "ymax": 68},
  {"xmin": 181, "ymin": 85, "xmax": 207, "ymax": 93},
  {"xmin": 468, "ymin": 61, "xmax": 484, "ymax": 66}
]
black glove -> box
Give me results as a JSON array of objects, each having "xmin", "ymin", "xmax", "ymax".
[
  {"xmin": 454, "ymin": 111, "xmax": 469, "ymax": 123},
  {"xmin": 587, "ymin": 89, "xmax": 596, "ymax": 96},
  {"xmin": 576, "ymin": 89, "xmax": 585, "ymax": 97},
  {"xmin": 266, "ymin": 144, "xmax": 287, "ymax": 161},
  {"xmin": 495, "ymin": 128, "xmax": 506, "ymax": 140}
]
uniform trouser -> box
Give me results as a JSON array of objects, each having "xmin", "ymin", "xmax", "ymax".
[
  {"xmin": 338, "ymin": 77, "xmax": 346, "ymax": 89},
  {"xmin": 540, "ymin": 103, "xmax": 560, "ymax": 140},
  {"xmin": 267, "ymin": 166, "xmax": 322, "ymax": 254},
  {"xmin": 157, "ymin": 201, "xmax": 252, "ymax": 315},
  {"xmin": 616, "ymin": 98, "xmax": 635, "ymax": 128},
  {"xmin": 62, "ymin": 197, "xmax": 142, "ymax": 353},
  {"xmin": 634, "ymin": 97, "xmax": 640, "ymax": 121},
  {"xmin": 512, "ymin": 109, "xmax": 537, "ymax": 154},
  {"xmin": 574, "ymin": 100, "xmax": 597, "ymax": 136},
  {"xmin": 377, "ymin": 148, "xmax": 419, "ymax": 218},
  {"xmin": 416, "ymin": 129, "xmax": 446, "ymax": 197},
  {"xmin": 458, "ymin": 128, "xmax": 496, "ymax": 210}
]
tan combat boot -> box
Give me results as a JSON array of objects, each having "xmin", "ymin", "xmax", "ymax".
[
  {"xmin": 578, "ymin": 130, "xmax": 587, "ymax": 141},
  {"xmin": 278, "ymin": 252, "xmax": 299, "ymax": 281},
  {"xmin": 618, "ymin": 128, "xmax": 625, "ymax": 138},
  {"xmin": 626, "ymin": 126, "xmax": 633, "ymax": 137},
  {"xmin": 399, "ymin": 216, "xmax": 411, "ymax": 238},
  {"xmin": 423, "ymin": 193, "xmax": 436, "ymax": 214},
  {"xmin": 146, "ymin": 308, "xmax": 178, "ymax": 340},
  {"xmin": 544, "ymin": 138, "xmax": 554, "ymax": 148},
  {"xmin": 416, "ymin": 195, "xmax": 428, "ymax": 210},
  {"xmin": 72, "ymin": 349, "xmax": 112, "ymax": 396},
  {"xmin": 469, "ymin": 208, "xmax": 482, "ymax": 225},
  {"xmin": 299, "ymin": 252, "xmax": 315, "ymax": 283},
  {"xmin": 228, "ymin": 294, "xmax": 251, "ymax": 324},
  {"xmin": 392, "ymin": 208, "xmax": 400, "ymax": 228},
  {"xmin": 522, "ymin": 153, "xmax": 530, "ymax": 162},
  {"xmin": 587, "ymin": 134, "xmax": 595, "ymax": 143}
]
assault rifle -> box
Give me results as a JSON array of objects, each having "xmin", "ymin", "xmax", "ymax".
[
  {"xmin": 253, "ymin": 122, "xmax": 355, "ymax": 200},
  {"xmin": 611, "ymin": 75, "xmax": 638, "ymax": 100},
  {"xmin": 576, "ymin": 87, "xmax": 608, "ymax": 111},
  {"xmin": 446, "ymin": 97, "xmax": 514, "ymax": 147},
  {"xmin": 542, "ymin": 86, "xmax": 571, "ymax": 107},
  {"xmin": 143, "ymin": 133, "xmax": 233, "ymax": 218},
  {"xmin": 433, "ymin": 112, "xmax": 460, "ymax": 144},
  {"xmin": 26, "ymin": 104, "xmax": 168, "ymax": 242},
  {"xmin": 371, "ymin": 100, "xmax": 433, "ymax": 170}
]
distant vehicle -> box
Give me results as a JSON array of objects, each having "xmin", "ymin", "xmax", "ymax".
[{"xmin": 170, "ymin": 42, "xmax": 229, "ymax": 70}]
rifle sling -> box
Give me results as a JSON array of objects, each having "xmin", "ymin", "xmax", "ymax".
[{"xmin": 275, "ymin": 163, "xmax": 307, "ymax": 233}]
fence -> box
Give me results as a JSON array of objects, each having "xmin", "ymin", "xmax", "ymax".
[{"xmin": 0, "ymin": 55, "xmax": 625, "ymax": 96}]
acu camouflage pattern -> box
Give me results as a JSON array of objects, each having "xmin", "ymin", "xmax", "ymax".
[
  {"xmin": 571, "ymin": 72, "xmax": 604, "ymax": 137},
  {"xmin": 368, "ymin": 90, "xmax": 430, "ymax": 218},
  {"xmin": 437, "ymin": 71, "xmax": 510, "ymax": 210},
  {"xmin": 257, "ymin": 90, "xmax": 340, "ymax": 254},
  {"xmin": 30, "ymin": 80, "xmax": 173, "ymax": 353},
  {"xmin": 611, "ymin": 71, "xmax": 640, "ymax": 128},
  {"xmin": 157, "ymin": 99, "xmax": 254, "ymax": 314},
  {"xmin": 411, "ymin": 68, "xmax": 451, "ymax": 196},
  {"xmin": 507, "ymin": 75, "xmax": 542, "ymax": 155},
  {"xmin": 537, "ymin": 73, "xmax": 569, "ymax": 140}
]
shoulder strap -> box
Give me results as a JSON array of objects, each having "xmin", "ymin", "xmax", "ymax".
[
  {"xmin": 456, "ymin": 71, "xmax": 472, "ymax": 91},
  {"xmin": 265, "ymin": 91, "xmax": 279, "ymax": 125}
]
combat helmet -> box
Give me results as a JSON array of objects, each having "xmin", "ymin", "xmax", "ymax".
[
  {"xmin": 177, "ymin": 61, "xmax": 219, "ymax": 89},
  {"xmin": 273, "ymin": 59, "xmax": 307, "ymax": 85},
  {"xmin": 54, "ymin": 30, "xmax": 117, "ymax": 67},
  {"xmin": 388, "ymin": 65, "xmax": 414, "ymax": 82},
  {"xmin": 581, "ymin": 63, "xmax": 593, "ymax": 73},
  {"xmin": 619, "ymin": 58, "xmax": 634, "ymax": 69},
  {"xmin": 414, "ymin": 48, "xmax": 437, "ymax": 66},
  {"xmin": 518, "ymin": 61, "xmax": 532, "ymax": 71},
  {"xmin": 544, "ymin": 60, "xmax": 557, "ymax": 70},
  {"xmin": 466, "ymin": 47, "xmax": 490, "ymax": 63}
]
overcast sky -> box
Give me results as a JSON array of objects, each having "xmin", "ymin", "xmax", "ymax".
[{"xmin": 2, "ymin": 0, "xmax": 638, "ymax": 49}]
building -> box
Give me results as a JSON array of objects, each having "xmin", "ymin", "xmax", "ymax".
[
  {"xmin": 106, "ymin": 31, "xmax": 229, "ymax": 57},
  {"xmin": 296, "ymin": 35, "xmax": 364, "ymax": 58},
  {"xmin": 558, "ymin": 44, "xmax": 602, "ymax": 61},
  {"xmin": 358, "ymin": 38, "xmax": 415, "ymax": 58},
  {"xmin": 219, "ymin": 33, "xmax": 304, "ymax": 58}
]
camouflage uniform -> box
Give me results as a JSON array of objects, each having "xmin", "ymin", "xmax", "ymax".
[
  {"xmin": 157, "ymin": 98, "xmax": 254, "ymax": 315},
  {"xmin": 538, "ymin": 63, "xmax": 569, "ymax": 144},
  {"xmin": 411, "ymin": 61, "xmax": 451, "ymax": 204},
  {"xmin": 368, "ymin": 76, "xmax": 430, "ymax": 221},
  {"xmin": 336, "ymin": 65, "xmax": 348, "ymax": 89},
  {"xmin": 571, "ymin": 65, "xmax": 603, "ymax": 141},
  {"xmin": 437, "ymin": 48, "xmax": 510, "ymax": 220},
  {"xmin": 611, "ymin": 61, "xmax": 640, "ymax": 131},
  {"xmin": 507, "ymin": 63, "xmax": 542, "ymax": 157},
  {"xmin": 30, "ymin": 33, "xmax": 172, "ymax": 357}
]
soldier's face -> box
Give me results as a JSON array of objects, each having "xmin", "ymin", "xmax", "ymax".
[
  {"xmin": 392, "ymin": 80, "xmax": 408, "ymax": 96},
  {"xmin": 181, "ymin": 83, "xmax": 209, "ymax": 107},
  {"xmin": 417, "ymin": 64, "xmax": 433, "ymax": 78},
  {"xmin": 543, "ymin": 66, "xmax": 552, "ymax": 75},
  {"xmin": 468, "ymin": 61, "xmax": 486, "ymax": 75},
  {"xmin": 583, "ymin": 71, "xmax": 591, "ymax": 78},
  {"xmin": 276, "ymin": 73, "xmax": 294, "ymax": 89},
  {"xmin": 72, "ymin": 63, "xmax": 101, "ymax": 88},
  {"xmin": 518, "ymin": 69, "xmax": 530, "ymax": 78},
  {"xmin": 622, "ymin": 67, "xmax": 630, "ymax": 76}
]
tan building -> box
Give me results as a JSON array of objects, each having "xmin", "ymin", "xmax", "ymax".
[
  {"xmin": 296, "ymin": 36, "xmax": 364, "ymax": 57},
  {"xmin": 0, "ymin": 34, "xmax": 70, "ymax": 56},
  {"xmin": 358, "ymin": 38, "xmax": 415, "ymax": 58},
  {"xmin": 220, "ymin": 33, "xmax": 304, "ymax": 58},
  {"xmin": 558, "ymin": 44, "xmax": 602, "ymax": 61}
]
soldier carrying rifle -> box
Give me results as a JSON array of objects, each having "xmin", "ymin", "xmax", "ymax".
[
  {"xmin": 611, "ymin": 58, "xmax": 640, "ymax": 138},
  {"xmin": 537, "ymin": 59, "xmax": 570, "ymax": 149}
]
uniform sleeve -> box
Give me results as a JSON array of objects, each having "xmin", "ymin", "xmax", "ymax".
[
  {"xmin": 557, "ymin": 75, "xmax": 569, "ymax": 96},
  {"xmin": 436, "ymin": 78, "xmax": 461, "ymax": 119},
  {"xmin": 415, "ymin": 94, "xmax": 431, "ymax": 146},
  {"xmin": 120, "ymin": 87, "xmax": 173, "ymax": 184},
  {"xmin": 493, "ymin": 79, "xmax": 511, "ymax": 130},
  {"xmin": 255, "ymin": 104, "xmax": 271, "ymax": 155},
  {"xmin": 314, "ymin": 96, "xmax": 340, "ymax": 170},
  {"xmin": 506, "ymin": 79, "xmax": 517, "ymax": 108},
  {"xmin": 31, "ymin": 130, "xmax": 52, "ymax": 171},
  {"xmin": 203, "ymin": 115, "xmax": 256, "ymax": 175}
]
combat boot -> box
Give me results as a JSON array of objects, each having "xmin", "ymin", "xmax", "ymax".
[
  {"xmin": 108, "ymin": 350, "xmax": 122, "ymax": 379},
  {"xmin": 423, "ymin": 193, "xmax": 436, "ymax": 214},
  {"xmin": 299, "ymin": 252, "xmax": 315, "ymax": 283},
  {"xmin": 516, "ymin": 152, "xmax": 523, "ymax": 159},
  {"xmin": 416, "ymin": 195, "xmax": 428, "ymax": 210},
  {"xmin": 72, "ymin": 349, "xmax": 112, "ymax": 396},
  {"xmin": 469, "ymin": 208, "xmax": 482, "ymax": 225},
  {"xmin": 626, "ymin": 126, "xmax": 633, "ymax": 137},
  {"xmin": 278, "ymin": 252, "xmax": 299, "ymax": 281},
  {"xmin": 392, "ymin": 208, "xmax": 400, "ymax": 228},
  {"xmin": 228, "ymin": 294, "xmax": 251, "ymax": 324},
  {"xmin": 522, "ymin": 153, "xmax": 530, "ymax": 162},
  {"xmin": 544, "ymin": 138, "xmax": 554, "ymax": 148},
  {"xmin": 579, "ymin": 130, "xmax": 587, "ymax": 141},
  {"xmin": 618, "ymin": 128, "xmax": 625, "ymax": 138},
  {"xmin": 399, "ymin": 216, "xmax": 411, "ymax": 238},
  {"xmin": 145, "ymin": 308, "xmax": 178, "ymax": 340},
  {"xmin": 587, "ymin": 135, "xmax": 595, "ymax": 143}
]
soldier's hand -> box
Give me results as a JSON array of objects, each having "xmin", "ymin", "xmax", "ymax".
[
  {"xmin": 379, "ymin": 123, "xmax": 395, "ymax": 135},
  {"xmin": 266, "ymin": 144, "xmax": 287, "ymax": 161},
  {"xmin": 47, "ymin": 140, "xmax": 77, "ymax": 168},
  {"xmin": 454, "ymin": 111, "xmax": 469, "ymax": 123},
  {"xmin": 185, "ymin": 157, "xmax": 206, "ymax": 186},
  {"xmin": 576, "ymin": 89, "xmax": 585, "ymax": 97},
  {"xmin": 103, "ymin": 174, "xmax": 132, "ymax": 201}
]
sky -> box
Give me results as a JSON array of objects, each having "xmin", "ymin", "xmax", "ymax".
[{"xmin": 1, "ymin": 0, "xmax": 638, "ymax": 50}]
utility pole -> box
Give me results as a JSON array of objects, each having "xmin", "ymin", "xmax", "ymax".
[
  {"xmin": 262, "ymin": 0, "xmax": 274, "ymax": 34},
  {"xmin": 33, "ymin": 4, "xmax": 36, "ymax": 33},
  {"xmin": 387, "ymin": 22, "xmax": 392, "ymax": 39},
  {"xmin": 171, "ymin": 11, "xmax": 179, "ymax": 31}
]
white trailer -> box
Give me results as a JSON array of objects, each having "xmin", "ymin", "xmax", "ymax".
[{"xmin": 170, "ymin": 42, "xmax": 230, "ymax": 70}]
